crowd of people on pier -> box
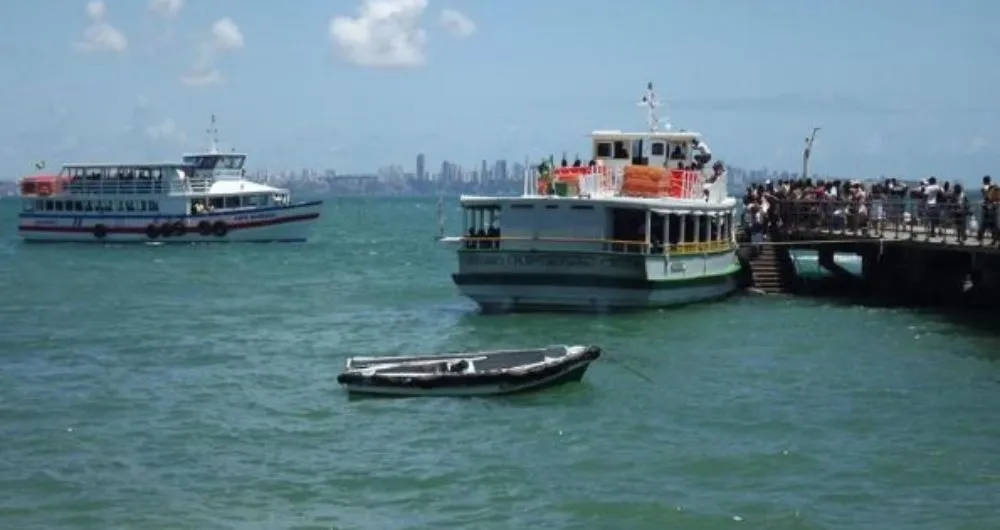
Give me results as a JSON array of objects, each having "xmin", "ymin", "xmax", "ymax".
[{"xmin": 742, "ymin": 175, "xmax": 1000, "ymax": 244}]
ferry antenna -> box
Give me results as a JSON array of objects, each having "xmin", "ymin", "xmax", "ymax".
[{"xmin": 206, "ymin": 113, "xmax": 220, "ymax": 154}]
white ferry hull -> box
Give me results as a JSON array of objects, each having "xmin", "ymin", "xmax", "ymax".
[
  {"xmin": 454, "ymin": 274, "xmax": 739, "ymax": 313},
  {"xmin": 17, "ymin": 201, "xmax": 322, "ymax": 243},
  {"xmin": 452, "ymin": 250, "xmax": 742, "ymax": 313}
]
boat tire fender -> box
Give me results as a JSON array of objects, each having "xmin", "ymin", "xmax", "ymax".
[
  {"xmin": 172, "ymin": 221, "xmax": 187, "ymax": 237},
  {"xmin": 197, "ymin": 220, "xmax": 212, "ymax": 236},
  {"xmin": 145, "ymin": 224, "xmax": 159, "ymax": 239},
  {"xmin": 212, "ymin": 221, "xmax": 228, "ymax": 237},
  {"xmin": 93, "ymin": 224, "xmax": 108, "ymax": 239},
  {"xmin": 159, "ymin": 222, "xmax": 174, "ymax": 238}
]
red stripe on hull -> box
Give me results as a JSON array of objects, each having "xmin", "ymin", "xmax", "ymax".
[{"xmin": 18, "ymin": 213, "xmax": 319, "ymax": 234}]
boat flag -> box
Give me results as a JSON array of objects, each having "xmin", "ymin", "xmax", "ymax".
[{"xmin": 34, "ymin": 160, "xmax": 45, "ymax": 170}]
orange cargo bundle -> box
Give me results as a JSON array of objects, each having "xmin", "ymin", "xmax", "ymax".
[
  {"xmin": 621, "ymin": 166, "xmax": 672, "ymax": 197},
  {"xmin": 621, "ymin": 166, "xmax": 700, "ymax": 197}
]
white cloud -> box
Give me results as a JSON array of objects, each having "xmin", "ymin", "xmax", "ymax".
[
  {"xmin": 149, "ymin": 0, "xmax": 184, "ymax": 18},
  {"xmin": 74, "ymin": 1, "xmax": 128, "ymax": 53},
  {"xmin": 967, "ymin": 137, "xmax": 988, "ymax": 154},
  {"xmin": 145, "ymin": 119, "xmax": 187, "ymax": 144},
  {"xmin": 180, "ymin": 17, "xmax": 244, "ymax": 87},
  {"xmin": 329, "ymin": 0, "xmax": 429, "ymax": 68},
  {"xmin": 438, "ymin": 9, "xmax": 475, "ymax": 38}
]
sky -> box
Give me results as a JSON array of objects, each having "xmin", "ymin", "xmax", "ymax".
[{"xmin": 0, "ymin": 0, "xmax": 997, "ymax": 181}]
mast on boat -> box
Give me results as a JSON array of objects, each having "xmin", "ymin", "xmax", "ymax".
[
  {"xmin": 638, "ymin": 81, "xmax": 669, "ymax": 132},
  {"xmin": 206, "ymin": 114, "xmax": 220, "ymax": 154}
]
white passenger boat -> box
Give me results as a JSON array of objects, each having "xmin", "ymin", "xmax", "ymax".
[
  {"xmin": 16, "ymin": 116, "xmax": 321, "ymax": 243},
  {"xmin": 439, "ymin": 83, "xmax": 743, "ymax": 312}
]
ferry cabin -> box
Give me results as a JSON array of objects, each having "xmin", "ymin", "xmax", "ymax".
[
  {"xmin": 448, "ymin": 130, "xmax": 741, "ymax": 312},
  {"xmin": 17, "ymin": 152, "xmax": 319, "ymax": 243}
]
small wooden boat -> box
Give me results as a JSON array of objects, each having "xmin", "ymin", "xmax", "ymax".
[{"xmin": 336, "ymin": 345, "xmax": 601, "ymax": 397}]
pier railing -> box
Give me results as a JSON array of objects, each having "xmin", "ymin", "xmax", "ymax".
[{"xmin": 746, "ymin": 197, "xmax": 1000, "ymax": 246}]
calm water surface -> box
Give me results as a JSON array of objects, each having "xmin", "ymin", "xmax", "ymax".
[{"xmin": 0, "ymin": 197, "xmax": 998, "ymax": 530}]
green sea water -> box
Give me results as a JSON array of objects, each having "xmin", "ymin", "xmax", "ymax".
[{"xmin": 0, "ymin": 197, "xmax": 998, "ymax": 530}]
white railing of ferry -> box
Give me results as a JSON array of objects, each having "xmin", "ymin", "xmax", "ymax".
[
  {"xmin": 577, "ymin": 167, "xmax": 624, "ymax": 197},
  {"xmin": 66, "ymin": 179, "xmax": 166, "ymax": 195},
  {"xmin": 187, "ymin": 174, "xmax": 213, "ymax": 193},
  {"xmin": 704, "ymin": 170, "xmax": 728, "ymax": 204}
]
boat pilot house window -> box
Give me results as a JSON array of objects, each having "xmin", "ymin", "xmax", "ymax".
[
  {"xmin": 462, "ymin": 204, "xmax": 501, "ymax": 250},
  {"xmin": 182, "ymin": 155, "xmax": 246, "ymax": 170}
]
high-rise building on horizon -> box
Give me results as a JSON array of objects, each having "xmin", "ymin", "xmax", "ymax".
[{"xmin": 416, "ymin": 153, "xmax": 426, "ymax": 181}]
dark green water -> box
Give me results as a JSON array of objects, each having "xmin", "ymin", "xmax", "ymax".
[{"xmin": 1, "ymin": 197, "xmax": 998, "ymax": 530}]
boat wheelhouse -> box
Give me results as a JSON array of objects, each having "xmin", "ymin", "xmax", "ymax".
[
  {"xmin": 439, "ymin": 83, "xmax": 743, "ymax": 312},
  {"xmin": 16, "ymin": 116, "xmax": 321, "ymax": 243}
]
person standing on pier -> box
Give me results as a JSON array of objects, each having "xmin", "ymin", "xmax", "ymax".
[
  {"xmin": 922, "ymin": 177, "xmax": 943, "ymax": 237},
  {"xmin": 952, "ymin": 183, "xmax": 970, "ymax": 242},
  {"xmin": 977, "ymin": 176, "xmax": 997, "ymax": 244}
]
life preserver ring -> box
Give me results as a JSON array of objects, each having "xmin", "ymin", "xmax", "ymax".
[
  {"xmin": 159, "ymin": 222, "xmax": 174, "ymax": 237},
  {"xmin": 197, "ymin": 220, "xmax": 212, "ymax": 236},
  {"xmin": 172, "ymin": 221, "xmax": 187, "ymax": 237},
  {"xmin": 93, "ymin": 224, "xmax": 107, "ymax": 239},
  {"xmin": 211, "ymin": 220, "xmax": 228, "ymax": 237},
  {"xmin": 145, "ymin": 224, "xmax": 159, "ymax": 239}
]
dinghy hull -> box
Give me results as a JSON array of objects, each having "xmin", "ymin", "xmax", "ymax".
[{"xmin": 337, "ymin": 345, "xmax": 600, "ymax": 397}]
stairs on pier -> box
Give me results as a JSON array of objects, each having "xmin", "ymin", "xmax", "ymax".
[{"xmin": 746, "ymin": 243, "xmax": 795, "ymax": 294}]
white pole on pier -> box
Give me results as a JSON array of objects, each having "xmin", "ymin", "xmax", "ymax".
[{"xmin": 802, "ymin": 127, "xmax": 820, "ymax": 180}]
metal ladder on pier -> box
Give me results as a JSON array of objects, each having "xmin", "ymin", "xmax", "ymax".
[{"xmin": 746, "ymin": 242, "xmax": 794, "ymax": 294}]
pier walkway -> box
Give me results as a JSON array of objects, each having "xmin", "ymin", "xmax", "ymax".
[{"xmin": 738, "ymin": 197, "xmax": 1000, "ymax": 305}]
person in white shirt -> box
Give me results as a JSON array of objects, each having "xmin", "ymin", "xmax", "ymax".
[{"xmin": 922, "ymin": 176, "xmax": 943, "ymax": 237}]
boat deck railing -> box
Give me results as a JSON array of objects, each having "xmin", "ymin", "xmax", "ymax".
[
  {"xmin": 454, "ymin": 235, "xmax": 734, "ymax": 257},
  {"xmin": 523, "ymin": 165, "xmax": 730, "ymax": 203}
]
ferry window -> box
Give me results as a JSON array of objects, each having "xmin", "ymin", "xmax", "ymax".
[
  {"xmin": 612, "ymin": 141, "xmax": 629, "ymax": 159},
  {"xmin": 257, "ymin": 194, "xmax": 269, "ymax": 206},
  {"xmin": 35, "ymin": 200, "xmax": 44, "ymax": 211},
  {"xmin": 220, "ymin": 156, "xmax": 245, "ymax": 169},
  {"xmin": 152, "ymin": 169, "xmax": 162, "ymax": 180},
  {"xmin": 148, "ymin": 201, "xmax": 159, "ymax": 212},
  {"xmin": 85, "ymin": 201, "xmax": 93, "ymax": 212},
  {"xmin": 139, "ymin": 200, "xmax": 146, "ymax": 212},
  {"xmin": 210, "ymin": 197, "xmax": 224, "ymax": 209},
  {"xmin": 224, "ymin": 196, "xmax": 240, "ymax": 208},
  {"xmin": 650, "ymin": 142, "xmax": 665, "ymax": 156},
  {"xmin": 244, "ymin": 195, "xmax": 258, "ymax": 207},
  {"xmin": 74, "ymin": 201, "xmax": 83, "ymax": 211},
  {"xmin": 55, "ymin": 201, "xmax": 64, "ymax": 212},
  {"xmin": 595, "ymin": 141, "xmax": 612, "ymax": 158},
  {"xmin": 125, "ymin": 200, "xmax": 135, "ymax": 212},
  {"xmin": 45, "ymin": 200, "xmax": 53, "ymax": 211},
  {"xmin": 200, "ymin": 156, "xmax": 220, "ymax": 169}
]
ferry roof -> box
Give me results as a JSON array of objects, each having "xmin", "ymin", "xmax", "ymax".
[
  {"xmin": 62, "ymin": 162, "xmax": 189, "ymax": 169},
  {"xmin": 182, "ymin": 151, "xmax": 248, "ymax": 158},
  {"xmin": 590, "ymin": 130, "xmax": 702, "ymax": 141},
  {"xmin": 459, "ymin": 193, "xmax": 736, "ymax": 212}
]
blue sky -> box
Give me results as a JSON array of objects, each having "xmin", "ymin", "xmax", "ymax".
[{"xmin": 0, "ymin": 0, "xmax": 996, "ymax": 181}]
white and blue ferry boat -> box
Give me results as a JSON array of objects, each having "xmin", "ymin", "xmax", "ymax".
[{"xmin": 16, "ymin": 116, "xmax": 321, "ymax": 243}]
